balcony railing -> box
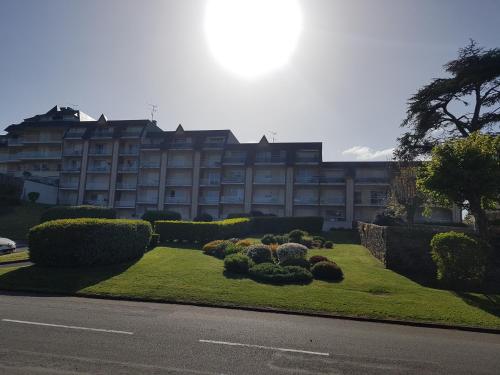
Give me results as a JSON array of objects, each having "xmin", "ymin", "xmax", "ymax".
[
  {"xmin": 165, "ymin": 196, "xmax": 190, "ymax": 204},
  {"xmin": 63, "ymin": 150, "xmax": 83, "ymax": 156},
  {"xmin": 136, "ymin": 197, "xmax": 158, "ymax": 204},
  {"xmin": 254, "ymin": 177, "xmax": 285, "ymax": 184},
  {"xmin": 294, "ymin": 197, "xmax": 318, "ymax": 204},
  {"xmin": 253, "ymin": 197, "xmax": 284, "ymax": 204},
  {"xmin": 355, "ymin": 177, "xmax": 389, "ymax": 184},
  {"xmin": 115, "ymin": 200, "xmax": 136, "ymax": 208},
  {"xmin": 167, "ymin": 161, "xmax": 193, "ymax": 168},
  {"xmin": 295, "ymin": 156, "xmax": 320, "ymax": 163},
  {"xmin": 295, "ymin": 176, "xmax": 320, "ymax": 184},
  {"xmin": 119, "ymin": 149, "xmax": 139, "ymax": 156},
  {"xmin": 221, "ymin": 176, "xmax": 245, "ymax": 184},
  {"xmin": 200, "ymin": 178, "xmax": 220, "ymax": 186},
  {"xmin": 222, "ymin": 156, "xmax": 246, "ymax": 164},
  {"xmin": 169, "ymin": 142, "xmax": 192, "ymax": 149},
  {"xmin": 62, "ymin": 166, "xmax": 81, "ymax": 172},
  {"xmin": 355, "ymin": 199, "xmax": 387, "ymax": 206},
  {"xmin": 88, "ymin": 149, "xmax": 112, "ymax": 156},
  {"xmin": 203, "ymin": 141, "xmax": 225, "ymax": 148},
  {"xmin": 220, "ymin": 196, "xmax": 244, "ymax": 204},
  {"xmin": 87, "ymin": 166, "xmax": 111, "ymax": 172},
  {"xmin": 59, "ymin": 182, "xmax": 79, "ymax": 189},
  {"xmin": 320, "ymin": 176, "xmax": 345, "ymax": 184},
  {"xmin": 118, "ymin": 165, "xmax": 139, "ymax": 172},
  {"xmin": 83, "ymin": 200, "xmax": 108, "ymax": 206},
  {"xmin": 65, "ymin": 131, "xmax": 85, "ymax": 139},
  {"xmin": 19, "ymin": 152, "xmax": 61, "ymax": 159},
  {"xmin": 120, "ymin": 131, "xmax": 142, "ymax": 138},
  {"xmin": 199, "ymin": 196, "xmax": 220, "ymax": 204},
  {"xmin": 92, "ymin": 130, "xmax": 114, "ymax": 138},
  {"xmin": 320, "ymin": 197, "xmax": 345, "ymax": 205},
  {"xmin": 201, "ymin": 160, "xmax": 221, "ymax": 168},
  {"xmin": 116, "ymin": 182, "xmax": 137, "ymax": 190},
  {"xmin": 85, "ymin": 183, "xmax": 109, "ymax": 190},
  {"xmin": 7, "ymin": 139, "xmax": 23, "ymax": 146},
  {"xmin": 255, "ymin": 156, "xmax": 286, "ymax": 163},
  {"xmin": 22, "ymin": 137, "xmax": 62, "ymax": 144},
  {"xmin": 138, "ymin": 180, "xmax": 159, "ymax": 187},
  {"xmin": 140, "ymin": 161, "xmax": 161, "ymax": 168},
  {"xmin": 166, "ymin": 179, "xmax": 192, "ymax": 186}
]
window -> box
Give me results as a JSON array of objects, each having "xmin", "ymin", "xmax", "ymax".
[{"xmin": 354, "ymin": 191, "xmax": 362, "ymax": 204}]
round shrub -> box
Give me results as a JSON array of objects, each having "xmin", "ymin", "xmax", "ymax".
[
  {"xmin": 276, "ymin": 243, "xmax": 308, "ymax": 264},
  {"xmin": 300, "ymin": 238, "xmax": 314, "ymax": 249},
  {"xmin": 324, "ymin": 241, "xmax": 334, "ymax": 249},
  {"xmin": 193, "ymin": 213, "xmax": 213, "ymax": 222},
  {"xmin": 430, "ymin": 231, "xmax": 489, "ymax": 288},
  {"xmin": 245, "ymin": 244, "xmax": 272, "ymax": 264},
  {"xmin": 224, "ymin": 253, "xmax": 252, "ymax": 274},
  {"xmin": 279, "ymin": 257, "xmax": 310, "ymax": 269},
  {"xmin": 235, "ymin": 239, "xmax": 254, "ymax": 248},
  {"xmin": 29, "ymin": 218, "xmax": 152, "ymax": 267},
  {"xmin": 288, "ymin": 229, "xmax": 307, "ymax": 243},
  {"xmin": 141, "ymin": 210, "xmax": 181, "ymax": 225},
  {"xmin": 249, "ymin": 263, "xmax": 313, "ymax": 284},
  {"xmin": 309, "ymin": 255, "xmax": 329, "ymax": 265},
  {"xmin": 312, "ymin": 236, "xmax": 326, "ymax": 246},
  {"xmin": 40, "ymin": 205, "xmax": 117, "ymax": 223},
  {"xmin": 224, "ymin": 243, "xmax": 244, "ymax": 257},
  {"xmin": 311, "ymin": 261, "xmax": 344, "ymax": 281},
  {"xmin": 202, "ymin": 240, "xmax": 231, "ymax": 259},
  {"xmin": 274, "ymin": 234, "xmax": 289, "ymax": 245},
  {"xmin": 261, "ymin": 234, "xmax": 277, "ymax": 245}
]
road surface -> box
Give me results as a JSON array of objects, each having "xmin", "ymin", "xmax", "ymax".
[{"xmin": 0, "ymin": 292, "xmax": 499, "ymax": 374}]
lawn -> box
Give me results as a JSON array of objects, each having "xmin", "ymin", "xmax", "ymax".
[
  {"xmin": 0, "ymin": 251, "xmax": 29, "ymax": 264},
  {"xmin": 0, "ymin": 240, "xmax": 499, "ymax": 329},
  {"xmin": 0, "ymin": 203, "xmax": 49, "ymax": 240}
]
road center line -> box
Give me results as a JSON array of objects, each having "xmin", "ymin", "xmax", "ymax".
[
  {"xmin": 2, "ymin": 319, "xmax": 133, "ymax": 335},
  {"xmin": 199, "ymin": 339, "xmax": 329, "ymax": 356}
]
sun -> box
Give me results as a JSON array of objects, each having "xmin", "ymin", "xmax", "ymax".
[{"xmin": 204, "ymin": 0, "xmax": 303, "ymax": 78}]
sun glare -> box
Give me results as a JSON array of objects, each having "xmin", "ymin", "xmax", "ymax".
[{"xmin": 204, "ymin": 0, "xmax": 303, "ymax": 78}]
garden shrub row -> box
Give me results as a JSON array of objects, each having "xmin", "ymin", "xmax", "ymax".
[
  {"xmin": 251, "ymin": 216, "xmax": 324, "ymax": 234},
  {"xmin": 155, "ymin": 218, "xmax": 251, "ymax": 243},
  {"xmin": 29, "ymin": 218, "xmax": 152, "ymax": 267},
  {"xmin": 141, "ymin": 210, "xmax": 181, "ymax": 224},
  {"xmin": 40, "ymin": 205, "xmax": 116, "ymax": 223}
]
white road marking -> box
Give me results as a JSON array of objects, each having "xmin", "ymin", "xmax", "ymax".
[
  {"xmin": 2, "ymin": 319, "xmax": 133, "ymax": 335},
  {"xmin": 199, "ymin": 339, "xmax": 329, "ymax": 356}
]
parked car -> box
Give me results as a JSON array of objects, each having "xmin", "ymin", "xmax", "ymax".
[{"xmin": 0, "ymin": 238, "xmax": 16, "ymax": 255}]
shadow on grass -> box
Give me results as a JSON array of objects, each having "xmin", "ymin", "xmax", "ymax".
[
  {"xmin": 455, "ymin": 292, "xmax": 500, "ymax": 319},
  {"xmin": 0, "ymin": 259, "xmax": 139, "ymax": 295},
  {"xmin": 323, "ymin": 230, "xmax": 360, "ymax": 245}
]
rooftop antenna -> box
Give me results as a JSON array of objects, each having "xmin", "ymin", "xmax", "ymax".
[
  {"xmin": 149, "ymin": 104, "xmax": 158, "ymax": 121},
  {"xmin": 267, "ymin": 130, "xmax": 277, "ymax": 143}
]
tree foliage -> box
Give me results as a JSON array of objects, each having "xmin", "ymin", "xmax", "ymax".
[
  {"xmin": 396, "ymin": 40, "xmax": 500, "ymax": 160},
  {"xmin": 417, "ymin": 132, "xmax": 500, "ymax": 238}
]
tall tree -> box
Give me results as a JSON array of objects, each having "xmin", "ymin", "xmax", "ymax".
[
  {"xmin": 417, "ymin": 132, "xmax": 500, "ymax": 239},
  {"xmin": 396, "ymin": 40, "xmax": 500, "ymax": 160}
]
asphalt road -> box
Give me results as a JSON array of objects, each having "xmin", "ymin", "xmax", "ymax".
[{"xmin": 0, "ymin": 292, "xmax": 499, "ymax": 374}]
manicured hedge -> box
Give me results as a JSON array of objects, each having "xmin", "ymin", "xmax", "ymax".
[
  {"xmin": 251, "ymin": 216, "xmax": 324, "ymax": 234},
  {"xmin": 29, "ymin": 218, "xmax": 152, "ymax": 267},
  {"xmin": 155, "ymin": 218, "xmax": 251, "ymax": 243},
  {"xmin": 141, "ymin": 210, "xmax": 181, "ymax": 224},
  {"xmin": 40, "ymin": 205, "xmax": 116, "ymax": 223},
  {"xmin": 249, "ymin": 263, "xmax": 313, "ymax": 284}
]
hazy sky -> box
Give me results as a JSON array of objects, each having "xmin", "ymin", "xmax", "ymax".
[{"xmin": 1, "ymin": 0, "xmax": 499, "ymax": 161}]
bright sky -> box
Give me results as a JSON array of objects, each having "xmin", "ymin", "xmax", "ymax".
[{"xmin": 1, "ymin": 0, "xmax": 499, "ymax": 161}]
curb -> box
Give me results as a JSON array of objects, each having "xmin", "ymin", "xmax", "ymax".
[{"xmin": 1, "ymin": 288, "xmax": 499, "ymax": 335}]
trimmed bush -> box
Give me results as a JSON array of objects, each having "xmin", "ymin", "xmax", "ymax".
[
  {"xmin": 261, "ymin": 234, "xmax": 277, "ymax": 245},
  {"xmin": 141, "ymin": 210, "xmax": 181, "ymax": 225},
  {"xmin": 279, "ymin": 257, "xmax": 311, "ymax": 269},
  {"xmin": 235, "ymin": 239, "xmax": 254, "ymax": 248},
  {"xmin": 430, "ymin": 231, "xmax": 489, "ymax": 288},
  {"xmin": 276, "ymin": 243, "xmax": 308, "ymax": 264},
  {"xmin": 324, "ymin": 241, "xmax": 334, "ymax": 249},
  {"xmin": 309, "ymin": 255, "xmax": 329, "ymax": 265},
  {"xmin": 29, "ymin": 218, "xmax": 152, "ymax": 267},
  {"xmin": 224, "ymin": 243, "xmax": 244, "ymax": 257},
  {"xmin": 40, "ymin": 205, "xmax": 116, "ymax": 223},
  {"xmin": 289, "ymin": 229, "xmax": 308, "ymax": 243},
  {"xmin": 311, "ymin": 261, "xmax": 344, "ymax": 281},
  {"xmin": 274, "ymin": 234, "xmax": 289, "ymax": 244},
  {"xmin": 202, "ymin": 240, "xmax": 231, "ymax": 259},
  {"xmin": 312, "ymin": 235, "xmax": 326, "ymax": 246},
  {"xmin": 251, "ymin": 216, "xmax": 324, "ymax": 234},
  {"xmin": 193, "ymin": 213, "xmax": 213, "ymax": 222},
  {"xmin": 249, "ymin": 263, "xmax": 313, "ymax": 284},
  {"xmin": 224, "ymin": 253, "xmax": 252, "ymax": 274},
  {"xmin": 155, "ymin": 218, "xmax": 251, "ymax": 243},
  {"xmin": 245, "ymin": 244, "xmax": 272, "ymax": 264}
]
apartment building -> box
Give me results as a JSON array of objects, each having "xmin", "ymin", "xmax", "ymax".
[{"xmin": 1, "ymin": 106, "xmax": 461, "ymax": 228}]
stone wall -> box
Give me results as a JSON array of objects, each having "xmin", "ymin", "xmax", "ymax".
[{"xmin": 358, "ymin": 222, "xmax": 472, "ymax": 277}]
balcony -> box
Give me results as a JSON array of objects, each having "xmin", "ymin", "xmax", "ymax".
[
  {"xmin": 85, "ymin": 182, "xmax": 109, "ymax": 190},
  {"xmin": 167, "ymin": 160, "xmax": 193, "ymax": 168},
  {"xmin": 255, "ymin": 156, "xmax": 286, "ymax": 164},
  {"xmin": 116, "ymin": 182, "xmax": 137, "ymax": 190},
  {"xmin": 222, "ymin": 156, "xmax": 246, "ymax": 164},
  {"xmin": 88, "ymin": 149, "xmax": 112, "ymax": 156},
  {"xmin": 165, "ymin": 196, "xmax": 190, "ymax": 204},
  {"xmin": 200, "ymin": 178, "xmax": 220, "ymax": 186},
  {"xmin": 63, "ymin": 150, "xmax": 83, "ymax": 157},
  {"xmin": 203, "ymin": 141, "xmax": 225, "ymax": 149},
  {"xmin": 138, "ymin": 180, "xmax": 159, "ymax": 187},
  {"xmin": 253, "ymin": 197, "xmax": 284, "ymax": 205},
  {"xmin": 295, "ymin": 176, "xmax": 320, "ymax": 184},
  {"xmin": 22, "ymin": 136, "xmax": 62, "ymax": 144},
  {"xmin": 64, "ymin": 130, "xmax": 85, "ymax": 139},
  {"xmin": 355, "ymin": 177, "xmax": 389, "ymax": 185},
  {"xmin": 7, "ymin": 139, "xmax": 23, "ymax": 146},
  {"xmin": 83, "ymin": 199, "xmax": 108, "ymax": 206},
  {"xmin": 59, "ymin": 197, "xmax": 77, "ymax": 205},
  {"xmin": 119, "ymin": 149, "xmax": 139, "ymax": 156},
  {"xmin": 320, "ymin": 176, "xmax": 345, "ymax": 184},
  {"xmin": 91, "ymin": 130, "xmax": 114, "ymax": 138},
  {"xmin": 115, "ymin": 200, "xmax": 136, "ymax": 208},
  {"xmin": 220, "ymin": 196, "xmax": 244, "ymax": 204},
  {"xmin": 169, "ymin": 142, "xmax": 192, "ymax": 149},
  {"xmin": 87, "ymin": 166, "xmax": 111, "ymax": 173},
  {"xmin": 140, "ymin": 161, "xmax": 161, "ymax": 168},
  {"xmin": 320, "ymin": 197, "xmax": 345, "ymax": 205},
  {"xmin": 295, "ymin": 155, "xmax": 320, "ymax": 163},
  {"xmin": 199, "ymin": 196, "xmax": 219, "ymax": 205},
  {"xmin": 136, "ymin": 197, "xmax": 158, "ymax": 204},
  {"xmin": 221, "ymin": 176, "xmax": 245, "ymax": 184},
  {"xmin": 355, "ymin": 199, "xmax": 387, "ymax": 207},
  {"xmin": 120, "ymin": 130, "xmax": 142, "ymax": 138},
  {"xmin": 166, "ymin": 179, "xmax": 192, "ymax": 186},
  {"xmin": 253, "ymin": 177, "xmax": 285, "ymax": 184},
  {"xmin": 61, "ymin": 166, "xmax": 81, "ymax": 173},
  {"xmin": 59, "ymin": 182, "xmax": 79, "ymax": 189},
  {"xmin": 118, "ymin": 165, "xmax": 139, "ymax": 173},
  {"xmin": 19, "ymin": 152, "xmax": 61, "ymax": 160},
  {"xmin": 201, "ymin": 160, "xmax": 221, "ymax": 168},
  {"xmin": 294, "ymin": 197, "xmax": 318, "ymax": 205}
]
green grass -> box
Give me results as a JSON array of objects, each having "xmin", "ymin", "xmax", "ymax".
[
  {"xmin": 0, "ymin": 240, "xmax": 499, "ymax": 329},
  {"xmin": 0, "ymin": 251, "xmax": 29, "ymax": 264},
  {"xmin": 0, "ymin": 203, "xmax": 49, "ymax": 240}
]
